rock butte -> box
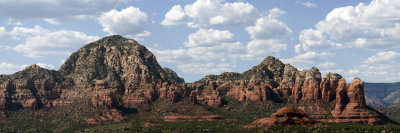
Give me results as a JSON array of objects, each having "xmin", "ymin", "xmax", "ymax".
[
  {"xmin": 247, "ymin": 106, "xmax": 313, "ymax": 127},
  {"xmin": 0, "ymin": 35, "xmax": 389, "ymax": 124}
]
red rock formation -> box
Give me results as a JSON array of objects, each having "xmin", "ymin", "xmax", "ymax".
[
  {"xmin": 86, "ymin": 109, "xmax": 126, "ymax": 125},
  {"xmin": 189, "ymin": 91, "xmax": 197, "ymax": 104},
  {"xmin": 0, "ymin": 35, "xmax": 389, "ymax": 126},
  {"xmin": 293, "ymin": 71, "xmax": 306, "ymax": 103},
  {"xmin": 248, "ymin": 106, "xmax": 313, "ymax": 127},
  {"xmin": 163, "ymin": 114, "xmax": 222, "ymax": 122},
  {"xmin": 320, "ymin": 73, "xmax": 342, "ymax": 102},
  {"xmin": 277, "ymin": 64, "xmax": 297, "ymax": 97},
  {"xmin": 202, "ymin": 88, "xmax": 222, "ymax": 107},
  {"xmin": 226, "ymin": 85, "xmax": 274, "ymax": 102},
  {"xmin": 331, "ymin": 78, "xmax": 385, "ymax": 124},
  {"xmin": 301, "ymin": 67, "xmax": 322, "ymax": 101}
]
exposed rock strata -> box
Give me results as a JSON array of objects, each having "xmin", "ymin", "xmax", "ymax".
[
  {"xmin": 0, "ymin": 35, "xmax": 389, "ymax": 124},
  {"xmin": 248, "ymin": 106, "xmax": 313, "ymax": 127},
  {"xmin": 191, "ymin": 56, "xmax": 388, "ymax": 124},
  {"xmin": 331, "ymin": 78, "xmax": 387, "ymax": 124}
]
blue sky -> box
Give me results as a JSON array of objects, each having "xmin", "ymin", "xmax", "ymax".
[{"xmin": 0, "ymin": 0, "xmax": 399, "ymax": 83}]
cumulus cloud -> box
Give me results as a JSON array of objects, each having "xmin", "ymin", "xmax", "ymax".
[
  {"xmin": 364, "ymin": 51, "xmax": 400, "ymax": 64},
  {"xmin": 301, "ymin": 2, "xmax": 318, "ymax": 8},
  {"xmin": 0, "ymin": 27, "xmax": 7, "ymax": 39},
  {"xmin": 10, "ymin": 25, "xmax": 99, "ymax": 58},
  {"xmin": 282, "ymin": 52, "xmax": 336, "ymax": 70},
  {"xmin": 0, "ymin": 62, "xmax": 25, "ymax": 74},
  {"xmin": 178, "ymin": 63, "xmax": 232, "ymax": 74},
  {"xmin": 9, "ymin": 25, "xmax": 48, "ymax": 40},
  {"xmin": 321, "ymin": 51, "xmax": 400, "ymax": 82},
  {"xmin": 98, "ymin": 6, "xmax": 149, "ymax": 37},
  {"xmin": 0, "ymin": 0, "xmax": 121, "ymax": 24},
  {"xmin": 244, "ymin": 39, "xmax": 287, "ymax": 60},
  {"xmin": 0, "ymin": 62, "xmax": 55, "ymax": 74},
  {"xmin": 35, "ymin": 63, "xmax": 55, "ymax": 70},
  {"xmin": 296, "ymin": 29, "xmax": 342, "ymax": 52},
  {"xmin": 161, "ymin": 5, "xmax": 187, "ymax": 26},
  {"xmin": 347, "ymin": 51, "xmax": 400, "ymax": 82},
  {"xmin": 298, "ymin": 0, "xmax": 400, "ymax": 52},
  {"xmin": 184, "ymin": 28, "xmax": 234, "ymax": 47},
  {"xmin": 4, "ymin": 19, "xmax": 23, "ymax": 26},
  {"xmin": 161, "ymin": 0, "xmax": 259, "ymax": 28},
  {"xmin": 151, "ymin": 28, "xmax": 287, "ymax": 75},
  {"xmin": 245, "ymin": 8, "xmax": 292, "ymax": 40}
]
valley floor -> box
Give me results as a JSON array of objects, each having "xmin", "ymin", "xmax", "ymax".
[{"xmin": 1, "ymin": 97, "xmax": 400, "ymax": 132}]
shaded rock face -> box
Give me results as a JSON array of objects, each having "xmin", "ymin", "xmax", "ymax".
[
  {"xmin": 248, "ymin": 106, "xmax": 313, "ymax": 127},
  {"xmin": 191, "ymin": 56, "xmax": 333, "ymax": 104},
  {"xmin": 192, "ymin": 56, "xmax": 388, "ymax": 124},
  {"xmin": 300, "ymin": 67, "xmax": 322, "ymax": 101},
  {"xmin": 163, "ymin": 67, "xmax": 184, "ymax": 84},
  {"xmin": 363, "ymin": 82, "xmax": 400, "ymax": 107},
  {"xmin": 59, "ymin": 35, "xmax": 168, "ymax": 89},
  {"xmin": 331, "ymin": 78, "xmax": 386, "ymax": 124},
  {"xmin": 0, "ymin": 35, "xmax": 389, "ymax": 125},
  {"xmin": 320, "ymin": 73, "xmax": 342, "ymax": 102},
  {"xmin": 0, "ymin": 65, "xmax": 64, "ymax": 109},
  {"xmin": 66, "ymin": 35, "xmax": 188, "ymax": 108},
  {"xmin": 0, "ymin": 35, "xmax": 187, "ymax": 110}
]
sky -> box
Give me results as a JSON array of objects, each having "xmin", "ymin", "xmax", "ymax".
[{"xmin": 0, "ymin": 0, "xmax": 399, "ymax": 83}]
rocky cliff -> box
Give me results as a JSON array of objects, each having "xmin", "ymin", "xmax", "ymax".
[
  {"xmin": 0, "ymin": 35, "xmax": 187, "ymax": 110},
  {"xmin": 191, "ymin": 56, "xmax": 388, "ymax": 124},
  {"xmin": 0, "ymin": 35, "xmax": 389, "ymax": 125},
  {"xmin": 0, "ymin": 65, "xmax": 65, "ymax": 109}
]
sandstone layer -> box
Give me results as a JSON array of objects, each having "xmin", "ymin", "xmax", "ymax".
[
  {"xmin": 0, "ymin": 35, "xmax": 389, "ymax": 125},
  {"xmin": 248, "ymin": 106, "xmax": 313, "ymax": 127}
]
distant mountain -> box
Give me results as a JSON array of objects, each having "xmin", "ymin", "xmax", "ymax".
[{"xmin": 364, "ymin": 82, "xmax": 400, "ymax": 107}]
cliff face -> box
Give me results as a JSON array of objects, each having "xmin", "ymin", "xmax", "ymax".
[
  {"xmin": 0, "ymin": 65, "xmax": 64, "ymax": 109},
  {"xmin": 0, "ymin": 35, "xmax": 187, "ymax": 110},
  {"xmin": 330, "ymin": 78, "xmax": 386, "ymax": 124},
  {"xmin": 59, "ymin": 35, "xmax": 187, "ymax": 108},
  {"xmin": 0, "ymin": 35, "xmax": 389, "ymax": 124},
  {"xmin": 191, "ymin": 56, "xmax": 387, "ymax": 124}
]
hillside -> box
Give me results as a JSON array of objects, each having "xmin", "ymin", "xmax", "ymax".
[{"xmin": 0, "ymin": 35, "xmax": 397, "ymax": 132}]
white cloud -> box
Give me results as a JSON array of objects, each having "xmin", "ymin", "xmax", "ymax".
[
  {"xmin": 98, "ymin": 6, "xmax": 149, "ymax": 37},
  {"xmin": 244, "ymin": 39, "xmax": 287, "ymax": 60},
  {"xmin": 151, "ymin": 28, "xmax": 288, "ymax": 75},
  {"xmin": 36, "ymin": 63, "xmax": 55, "ymax": 70},
  {"xmin": 0, "ymin": 0, "xmax": 121, "ymax": 24},
  {"xmin": 14, "ymin": 29, "xmax": 99, "ymax": 58},
  {"xmin": 161, "ymin": 5, "xmax": 187, "ymax": 26},
  {"xmin": 301, "ymin": 2, "xmax": 318, "ymax": 8},
  {"xmin": 0, "ymin": 27, "xmax": 7, "ymax": 39},
  {"xmin": 245, "ymin": 8, "xmax": 292, "ymax": 39},
  {"xmin": 44, "ymin": 15, "xmax": 93, "ymax": 25},
  {"xmin": 149, "ymin": 48, "xmax": 190, "ymax": 64},
  {"xmin": 9, "ymin": 25, "xmax": 49, "ymax": 40},
  {"xmin": 246, "ymin": 17, "xmax": 292, "ymax": 39},
  {"xmin": 178, "ymin": 63, "xmax": 232, "ymax": 74},
  {"xmin": 301, "ymin": 0, "xmax": 400, "ymax": 51},
  {"xmin": 282, "ymin": 52, "xmax": 336, "ymax": 70},
  {"xmin": 364, "ymin": 51, "xmax": 400, "ymax": 64},
  {"xmin": 161, "ymin": 0, "xmax": 259, "ymax": 28},
  {"xmin": 184, "ymin": 28, "xmax": 234, "ymax": 47},
  {"xmin": 0, "ymin": 62, "xmax": 25, "ymax": 74},
  {"xmin": 337, "ymin": 51, "xmax": 400, "ymax": 82},
  {"xmin": 4, "ymin": 19, "xmax": 23, "ymax": 26},
  {"xmin": 267, "ymin": 8, "xmax": 286, "ymax": 19},
  {"xmin": 0, "ymin": 62, "xmax": 56, "ymax": 74},
  {"xmin": 296, "ymin": 29, "xmax": 342, "ymax": 52}
]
